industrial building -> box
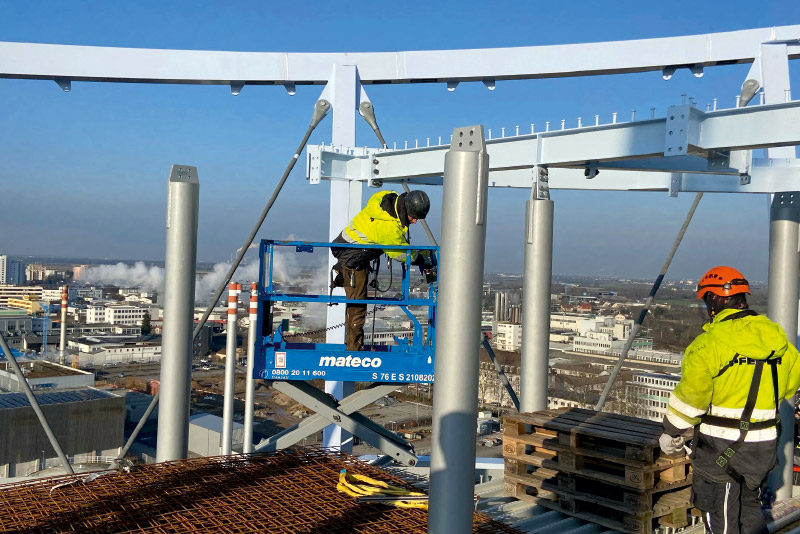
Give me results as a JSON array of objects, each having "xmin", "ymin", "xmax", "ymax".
[
  {"xmin": 68, "ymin": 335, "xmax": 162, "ymax": 366},
  {"xmin": 0, "ymin": 361, "xmax": 93, "ymax": 392},
  {"xmin": 0, "ymin": 388, "xmax": 124, "ymax": 478}
]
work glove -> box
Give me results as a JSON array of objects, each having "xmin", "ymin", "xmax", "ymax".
[{"xmin": 658, "ymin": 433, "xmax": 685, "ymax": 456}]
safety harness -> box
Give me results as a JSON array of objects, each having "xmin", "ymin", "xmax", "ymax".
[{"xmin": 699, "ymin": 310, "xmax": 782, "ymax": 479}]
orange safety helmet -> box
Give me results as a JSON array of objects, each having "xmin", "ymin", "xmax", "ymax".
[{"xmin": 696, "ymin": 266, "xmax": 750, "ymax": 299}]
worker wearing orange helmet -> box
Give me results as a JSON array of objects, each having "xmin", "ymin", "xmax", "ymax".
[{"xmin": 660, "ymin": 266, "xmax": 800, "ymax": 534}]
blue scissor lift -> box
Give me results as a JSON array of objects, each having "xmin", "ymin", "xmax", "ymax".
[{"xmin": 253, "ymin": 239, "xmax": 438, "ymax": 465}]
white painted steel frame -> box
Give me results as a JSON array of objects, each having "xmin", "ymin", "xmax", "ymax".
[
  {"xmin": 1, "ymin": 26, "xmax": 798, "ymax": 85},
  {"xmin": 306, "ymin": 101, "xmax": 800, "ymax": 194}
]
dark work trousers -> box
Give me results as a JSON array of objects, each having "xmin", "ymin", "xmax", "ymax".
[
  {"xmin": 693, "ymin": 474, "xmax": 768, "ymax": 534},
  {"xmin": 341, "ymin": 264, "xmax": 368, "ymax": 351}
]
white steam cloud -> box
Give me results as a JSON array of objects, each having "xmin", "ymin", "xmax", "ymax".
[{"xmin": 78, "ymin": 242, "xmax": 331, "ymax": 318}]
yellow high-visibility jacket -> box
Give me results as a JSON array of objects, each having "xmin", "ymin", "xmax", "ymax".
[
  {"xmin": 339, "ymin": 191, "xmax": 414, "ymax": 262},
  {"xmin": 664, "ymin": 308, "xmax": 800, "ymax": 484}
]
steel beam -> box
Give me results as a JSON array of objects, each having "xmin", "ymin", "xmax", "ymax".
[
  {"xmin": 323, "ymin": 64, "xmax": 362, "ymax": 452},
  {"xmin": 310, "ymin": 100, "xmax": 800, "ymax": 193},
  {"xmin": 429, "ymin": 126, "xmax": 489, "ymax": 534},
  {"xmin": 1, "ymin": 26, "xmax": 798, "ymax": 85},
  {"xmin": 156, "ymin": 165, "xmax": 198, "ymax": 463}
]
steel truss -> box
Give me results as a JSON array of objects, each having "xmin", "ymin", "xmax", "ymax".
[{"xmin": 308, "ymin": 100, "xmax": 800, "ymax": 195}]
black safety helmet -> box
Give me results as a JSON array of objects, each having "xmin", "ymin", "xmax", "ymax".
[{"xmin": 405, "ymin": 190, "xmax": 430, "ymax": 220}]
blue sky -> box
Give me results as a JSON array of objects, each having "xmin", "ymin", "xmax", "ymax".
[{"xmin": 1, "ymin": 1, "xmax": 799, "ymax": 280}]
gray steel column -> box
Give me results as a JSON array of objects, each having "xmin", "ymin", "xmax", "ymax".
[
  {"xmin": 59, "ymin": 285, "xmax": 68, "ymax": 365},
  {"xmin": 243, "ymin": 282, "xmax": 257, "ymax": 453},
  {"xmin": 761, "ymin": 42, "xmax": 798, "ymax": 501},
  {"xmin": 520, "ymin": 192, "xmax": 554, "ymax": 413},
  {"xmin": 429, "ymin": 125, "xmax": 489, "ymax": 534},
  {"xmin": 767, "ymin": 192, "xmax": 800, "ymax": 500},
  {"xmin": 222, "ymin": 283, "xmax": 240, "ymax": 455},
  {"xmin": 156, "ymin": 165, "xmax": 198, "ymax": 463}
]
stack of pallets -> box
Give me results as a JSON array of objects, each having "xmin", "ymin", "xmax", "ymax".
[{"xmin": 502, "ymin": 408, "xmax": 692, "ymax": 534}]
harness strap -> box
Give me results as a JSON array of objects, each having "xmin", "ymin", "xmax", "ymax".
[
  {"xmin": 712, "ymin": 351, "xmax": 779, "ymax": 480},
  {"xmin": 700, "ymin": 415, "xmax": 777, "ymax": 430},
  {"xmin": 718, "ymin": 309, "xmax": 759, "ymax": 322}
]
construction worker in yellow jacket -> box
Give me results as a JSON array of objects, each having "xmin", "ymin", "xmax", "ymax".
[
  {"xmin": 660, "ymin": 266, "xmax": 800, "ymax": 534},
  {"xmin": 331, "ymin": 189, "xmax": 431, "ymax": 350}
]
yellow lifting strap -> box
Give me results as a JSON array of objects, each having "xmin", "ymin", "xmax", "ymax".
[{"xmin": 336, "ymin": 469, "xmax": 428, "ymax": 510}]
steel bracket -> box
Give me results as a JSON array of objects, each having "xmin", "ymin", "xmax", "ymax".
[
  {"xmin": 707, "ymin": 150, "xmax": 730, "ymax": 171},
  {"xmin": 669, "ymin": 174, "xmax": 681, "ymax": 197},
  {"xmin": 665, "ymin": 105, "xmax": 699, "ymax": 157}
]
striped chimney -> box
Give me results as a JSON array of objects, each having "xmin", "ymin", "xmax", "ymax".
[
  {"xmin": 222, "ymin": 282, "xmax": 241, "ymax": 455},
  {"xmin": 244, "ymin": 281, "xmax": 259, "ymax": 453},
  {"xmin": 59, "ymin": 285, "xmax": 68, "ymax": 364}
]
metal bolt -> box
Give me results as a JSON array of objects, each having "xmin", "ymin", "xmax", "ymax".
[
  {"xmin": 681, "ymin": 93, "xmax": 686, "ymax": 105},
  {"xmin": 501, "ymin": 127, "xmax": 505, "ymax": 138},
  {"xmin": 530, "ymin": 123, "xmax": 535, "ymax": 133},
  {"xmin": 560, "ymin": 119, "xmax": 565, "ymax": 130},
  {"xmin": 577, "ymin": 117, "xmax": 582, "ymax": 128},
  {"xmin": 373, "ymin": 169, "xmax": 380, "ymax": 175},
  {"xmin": 631, "ymin": 109, "xmax": 636, "ymax": 121},
  {"xmin": 713, "ymin": 98, "xmax": 718, "ymax": 110},
  {"xmin": 612, "ymin": 112, "xmax": 617, "ymax": 124},
  {"xmin": 515, "ymin": 125, "xmax": 519, "ymax": 135},
  {"xmin": 594, "ymin": 115, "xmax": 599, "ymax": 126},
  {"xmin": 545, "ymin": 121, "xmax": 550, "ymax": 132}
]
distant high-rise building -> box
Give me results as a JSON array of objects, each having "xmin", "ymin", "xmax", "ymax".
[
  {"xmin": 0, "ymin": 255, "xmax": 24, "ymax": 285},
  {"xmin": 25, "ymin": 262, "xmax": 46, "ymax": 282},
  {"xmin": 8, "ymin": 262, "xmax": 24, "ymax": 285}
]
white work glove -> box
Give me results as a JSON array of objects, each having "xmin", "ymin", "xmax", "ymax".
[{"xmin": 659, "ymin": 433, "xmax": 685, "ymax": 455}]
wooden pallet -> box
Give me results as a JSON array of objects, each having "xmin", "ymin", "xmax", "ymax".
[
  {"xmin": 503, "ymin": 408, "xmax": 691, "ymax": 490},
  {"xmin": 502, "ymin": 408, "xmax": 692, "ymax": 534}
]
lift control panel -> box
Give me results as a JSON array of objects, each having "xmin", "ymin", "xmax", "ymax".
[{"xmin": 254, "ymin": 240, "xmax": 438, "ymax": 383}]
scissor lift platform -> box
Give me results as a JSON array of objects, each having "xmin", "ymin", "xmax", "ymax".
[{"xmin": 253, "ymin": 239, "xmax": 438, "ymax": 464}]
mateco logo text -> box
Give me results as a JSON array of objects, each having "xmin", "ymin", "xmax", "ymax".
[{"xmin": 318, "ymin": 355, "xmax": 382, "ymax": 368}]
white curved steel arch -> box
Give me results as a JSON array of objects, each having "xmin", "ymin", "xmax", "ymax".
[{"xmin": 0, "ymin": 25, "xmax": 798, "ymax": 85}]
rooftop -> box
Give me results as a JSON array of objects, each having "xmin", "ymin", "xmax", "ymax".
[
  {"xmin": 0, "ymin": 388, "xmax": 115, "ymax": 410},
  {"xmin": 0, "ymin": 361, "xmax": 87, "ymax": 379}
]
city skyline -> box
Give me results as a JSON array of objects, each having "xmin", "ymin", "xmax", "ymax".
[{"xmin": 1, "ymin": 2, "xmax": 798, "ymax": 280}]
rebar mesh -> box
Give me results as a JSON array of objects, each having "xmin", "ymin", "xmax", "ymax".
[{"xmin": 0, "ymin": 448, "xmax": 521, "ymax": 534}]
